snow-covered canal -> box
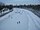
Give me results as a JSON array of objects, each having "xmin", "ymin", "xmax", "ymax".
[{"xmin": 0, "ymin": 8, "xmax": 40, "ymax": 30}]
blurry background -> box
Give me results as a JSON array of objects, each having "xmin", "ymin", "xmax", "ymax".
[{"xmin": 0, "ymin": 0, "xmax": 40, "ymax": 17}]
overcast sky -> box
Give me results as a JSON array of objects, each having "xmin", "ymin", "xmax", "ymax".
[{"xmin": 0, "ymin": 0, "xmax": 40, "ymax": 5}]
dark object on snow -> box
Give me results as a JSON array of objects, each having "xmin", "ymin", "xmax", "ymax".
[
  {"xmin": 17, "ymin": 21, "xmax": 20, "ymax": 24},
  {"xmin": 19, "ymin": 21, "xmax": 20, "ymax": 24},
  {"xmin": 17, "ymin": 22, "xmax": 18, "ymax": 24}
]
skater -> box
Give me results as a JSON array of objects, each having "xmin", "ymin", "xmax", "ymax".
[
  {"xmin": 19, "ymin": 21, "xmax": 20, "ymax": 24},
  {"xmin": 17, "ymin": 21, "xmax": 20, "ymax": 24}
]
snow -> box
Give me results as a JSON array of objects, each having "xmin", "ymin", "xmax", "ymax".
[{"xmin": 0, "ymin": 8, "xmax": 40, "ymax": 30}]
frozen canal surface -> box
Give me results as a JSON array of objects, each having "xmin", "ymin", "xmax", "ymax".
[{"xmin": 0, "ymin": 8, "xmax": 40, "ymax": 30}]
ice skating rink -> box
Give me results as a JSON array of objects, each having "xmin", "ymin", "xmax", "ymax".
[{"xmin": 0, "ymin": 8, "xmax": 40, "ymax": 30}]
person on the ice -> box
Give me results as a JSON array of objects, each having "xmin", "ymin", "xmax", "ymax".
[
  {"xmin": 19, "ymin": 21, "xmax": 20, "ymax": 24},
  {"xmin": 17, "ymin": 21, "xmax": 20, "ymax": 24}
]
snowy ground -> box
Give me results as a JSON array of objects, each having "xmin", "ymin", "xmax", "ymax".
[{"xmin": 0, "ymin": 8, "xmax": 40, "ymax": 30}]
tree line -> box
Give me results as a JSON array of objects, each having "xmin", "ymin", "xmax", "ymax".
[{"xmin": 0, "ymin": 2, "xmax": 40, "ymax": 11}]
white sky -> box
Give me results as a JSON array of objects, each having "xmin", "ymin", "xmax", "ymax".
[{"xmin": 0, "ymin": 0, "xmax": 40, "ymax": 5}]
